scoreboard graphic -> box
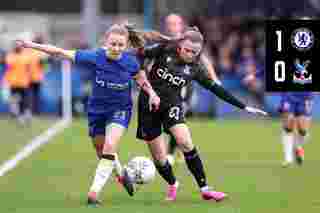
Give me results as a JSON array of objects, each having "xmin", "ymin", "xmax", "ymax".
[{"xmin": 265, "ymin": 20, "xmax": 320, "ymax": 92}]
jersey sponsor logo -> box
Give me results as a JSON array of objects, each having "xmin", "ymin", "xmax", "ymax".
[
  {"xmin": 156, "ymin": 68, "xmax": 186, "ymax": 87},
  {"xmin": 96, "ymin": 76, "xmax": 105, "ymax": 87},
  {"xmin": 96, "ymin": 76, "xmax": 129, "ymax": 90},
  {"xmin": 107, "ymin": 82, "xmax": 129, "ymax": 90}
]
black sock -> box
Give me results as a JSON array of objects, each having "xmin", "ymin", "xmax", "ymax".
[
  {"xmin": 155, "ymin": 160, "xmax": 176, "ymax": 185},
  {"xmin": 184, "ymin": 148, "xmax": 207, "ymax": 188}
]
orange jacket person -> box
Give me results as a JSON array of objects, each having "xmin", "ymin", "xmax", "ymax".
[{"xmin": 3, "ymin": 43, "xmax": 32, "ymax": 124}]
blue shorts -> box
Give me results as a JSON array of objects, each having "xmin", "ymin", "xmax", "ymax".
[
  {"xmin": 279, "ymin": 97, "xmax": 313, "ymax": 117},
  {"xmin": 87, "ymin": 108, "xmax": 132, "ymax": 137}
]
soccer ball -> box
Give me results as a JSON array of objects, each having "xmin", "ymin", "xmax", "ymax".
[{"xmin": 125, "ymin": 156, "xmax": 156, "ymax": 184}]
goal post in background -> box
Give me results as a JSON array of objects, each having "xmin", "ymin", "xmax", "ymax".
[{"xmin": 0, "ymin": 60, "xmax": 73, "ymax": 177}]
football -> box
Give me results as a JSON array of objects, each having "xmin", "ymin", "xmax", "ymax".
[{"xmin": 125, "ymin": 156, "xmax": 156, "ymax": 184}]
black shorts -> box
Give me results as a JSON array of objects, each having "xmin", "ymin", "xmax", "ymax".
[
  {"xmin": 10, "ymin": 87, "xmax": 30, "ymax": 107},
  {"xmin": 136, "ymin": 93, "xmax": 186, "ymax": 141},
  {"xmin": 11, "ymin": 87, "xmax": 28, "ymax": 98}
]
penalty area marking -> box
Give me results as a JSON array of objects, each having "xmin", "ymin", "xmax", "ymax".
[
  {"xmin": 0, "ymin": 59, "xmax": 73, "ymax": 177},
  {"xmin": 0, "ymin": 119, "xmax": 71, "ymax": 176}
]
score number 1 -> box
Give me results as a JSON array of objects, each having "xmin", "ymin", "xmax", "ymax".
[{"xmin": 274, "ymin": 30, "xmax": 285, "ymax": 82}]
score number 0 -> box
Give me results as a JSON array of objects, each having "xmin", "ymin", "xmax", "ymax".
[{"xmin": 274, "ymin": 30, "xmax": 285, "ymax": 82}]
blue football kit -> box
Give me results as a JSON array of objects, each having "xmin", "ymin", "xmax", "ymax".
[{"xmin": 75, "ymin": 48, "xmax": 140, "ymax": 137}]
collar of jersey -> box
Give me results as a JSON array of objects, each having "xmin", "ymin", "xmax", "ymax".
[{"xmin": 100, "ymin": 47, "xmax": 123, "ymax": 62}]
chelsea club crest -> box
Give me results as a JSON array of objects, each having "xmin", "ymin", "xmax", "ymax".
[{"xmin": 291, "ymin": 28, "xmax": 314, "ymax": 51}]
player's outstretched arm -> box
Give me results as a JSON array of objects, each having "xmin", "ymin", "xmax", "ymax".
[
  {"xmin": 16, "ymin": 40, "xmax": 76, "ymax": 61},
  {"xmin": 134, "ymin": 70, "xmax": 160, "ymax": 111},
  {"xmin": 201, "ymin": 80, "xmax": 267, "ymax": 116},
  {"xmin": 199, "ymin": 52, "xmax": 222, "ymax": 85}
]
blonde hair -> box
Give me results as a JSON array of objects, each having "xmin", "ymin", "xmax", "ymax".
[
  {"xmin": 102, "ymin": 24, "xmax": 146, "ymax": 48},
  {"xmin": 104, "ymin": 24, "xmax": 130, "ymax": 41}
]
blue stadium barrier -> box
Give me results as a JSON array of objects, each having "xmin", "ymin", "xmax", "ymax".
[
  {"xmin": 191, "ymin": 76, "xmax": 320, "ymax": 119},
  {"xmin": 1, "ymin": 63, "xmax": 319, "ymax": 120},
  {"xmin": 0, "ymin": 64, "xmax": 83, "ymax": 115}
]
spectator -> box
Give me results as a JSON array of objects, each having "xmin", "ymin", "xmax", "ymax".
[
  {"xmin": 3, "ymin": 42, "xmax": 32, "ymax": 124},
  {"xmin": 237, "ymin": 58, "xmax": 265, "ymax": 105}
]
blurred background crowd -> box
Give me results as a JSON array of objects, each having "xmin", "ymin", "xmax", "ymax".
[{"xmin": 0, "ymin": 0, "xmax": 319, "ymax": 120}]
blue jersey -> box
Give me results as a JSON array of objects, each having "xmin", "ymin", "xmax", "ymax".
[{"xmin": 75, "ymin": 48, "xmax": 140, "ymax": 113}]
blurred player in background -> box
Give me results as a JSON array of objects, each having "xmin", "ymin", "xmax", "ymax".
[
  {"xmin": 16, "ymin": 24, "xmax": 160, "ymax": 207},
  {"xmin": 136, "ymin": 28, "xmax": 267, "ymax": 202},
  {"xmin": 279, "ymin": 92, "xmax": 314, "ymax": 167},
  {"xmin": 0, "ymin": 50, "xmax": 7, "ymax": 86},
  {"xmin": 3, "ymin": 42, "xmax": 32, "ymax": 125},
  {"xmin": 161, "ymin": 13, "xmax": 221, "ymax": 165},
  {"xmin": 26, "ymin": 33, "xmax": 47, "ymax": 115}
]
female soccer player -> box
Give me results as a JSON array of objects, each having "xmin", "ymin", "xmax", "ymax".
[
  {"xmin": 160, "ymin": 14, "xmax": 222, "ymax": 165},
  {"xmin": 279, "ymin": 92, "xmax": 314, "ymax": 167},
  {"xmin": 136, "ymin": 28, "xmax": 267, "ymax": 201},
  {"xmin": 16, "ymin": 24, "xmax": 160, "ymax": 207}
]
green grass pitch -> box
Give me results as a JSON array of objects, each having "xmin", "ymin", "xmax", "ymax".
[{"xmin": 0, "ymin": 117, "xmax": 319, "ymax": 213}]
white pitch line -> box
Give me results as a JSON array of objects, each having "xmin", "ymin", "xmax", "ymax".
[{"xmin": 0, "ymin": 118, "xmax": 71, "ymax": 177}]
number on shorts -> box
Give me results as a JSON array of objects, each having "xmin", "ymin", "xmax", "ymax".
[
  {"xmin": 113, "ymin": 111, "xmax": 126, "ymax": 120},
  {"xmin": 169, "ymin": 106, "xmax": 180, "ymax": 120}
]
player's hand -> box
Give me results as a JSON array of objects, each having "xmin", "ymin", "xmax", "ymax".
[
  {"xmin": 15, "ymin": 40, "xmax": 32, "ymax": 48},
  {"xmin": 149, "ymin": 93, "xmax": 160, "ymax": 112},
  {"xmin": 214, "ymin": 79, "xmax": 222, "ymax": 86},
  {"xmin": 245, "ymin": 106, "xmax": 268, "ymax": 116}
]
